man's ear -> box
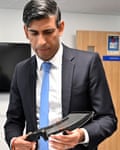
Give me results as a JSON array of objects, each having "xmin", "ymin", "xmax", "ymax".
[
  {"xmin": 58, "ymin": 20, "xmax": 64, "ymax": 36},
  {"xmin": 24, "ymin": 25, "xmax": 29, "ymax": 39}
]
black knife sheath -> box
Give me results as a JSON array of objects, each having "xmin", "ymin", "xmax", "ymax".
[{"xmin": 26, "ymin": 111, "xmax": 94, "ymax": 142}]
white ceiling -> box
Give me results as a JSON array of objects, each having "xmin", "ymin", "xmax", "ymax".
[{"xmin": 0, "ymin": 0, "xmax": 120, "ymax": 16}]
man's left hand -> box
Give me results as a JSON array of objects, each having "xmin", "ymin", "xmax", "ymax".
[{"xmin": 49, "ymin": 128, "xmax": 85, "ymax": 150}]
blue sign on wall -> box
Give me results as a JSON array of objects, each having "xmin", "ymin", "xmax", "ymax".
[{"xmin": 103, "ymin": 55, "xmax": 120, "ymax": 61}]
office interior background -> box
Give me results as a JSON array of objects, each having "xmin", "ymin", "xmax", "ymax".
[{"xmin": 0, "ymin": 0, "xmax": 120, "ymax": 149}]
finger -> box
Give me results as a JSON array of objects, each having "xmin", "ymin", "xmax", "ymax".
[
  {"xmin": 63, "ymin": 130, "xmax": 72, "ymax": 135},
  {"xmin": 49, "ymin": 131, "xmax": 79, "ymax": 148},
  {"xmin": 50, "ymin": 141, "xmax": 68, "ymax": 150},
  {"xmin": 49, "ymin": 137, "xmax": 70, "ymax": 150},
  {"xmin": 31, "ymin": 142, "xmax": 36, "ymax": 150},
  {"xmin": 50, "ymin": 133, "xmax": 73, "ymax": 143},
  {"xmin": 13, "ymin": 136, "xmax": 36, "ymax": 150}
]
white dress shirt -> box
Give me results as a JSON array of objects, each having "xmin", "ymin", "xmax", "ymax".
[{"xmin": 36, "ymin": 43, "xmax": 63, "ymax": 127}]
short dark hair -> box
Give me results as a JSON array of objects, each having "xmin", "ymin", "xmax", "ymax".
[{"xmin": 23, "ymin": 0, "xmax": 61, "ymax": 27}]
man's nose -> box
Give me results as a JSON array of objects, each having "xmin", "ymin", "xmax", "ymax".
[{"xmin": 37, "ymin": 34, "xmax": 46, "ymax": 45}]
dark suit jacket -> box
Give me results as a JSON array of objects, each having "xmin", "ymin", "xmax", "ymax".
[{"xmin": 4, "ymin": 44, "xmax": 117, "ymax": 150}]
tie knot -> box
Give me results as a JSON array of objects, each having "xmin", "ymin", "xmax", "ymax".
[{"xmin": 42, "ymin": 62, "xmax": 51, "ymax": 72}]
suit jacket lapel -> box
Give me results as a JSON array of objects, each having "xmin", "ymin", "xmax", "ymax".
[
  {"xmin": 62, "ymin": 45, "xmax": 75, "ymax": 117},
  {"xmin": 28, "ymin": 56, "xmax": 37, "ymax": 130}
]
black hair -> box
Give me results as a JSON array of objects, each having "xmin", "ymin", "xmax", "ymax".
[{"xmin": 23, "ymin": 0, "xmax": 61, "ymax": 27}]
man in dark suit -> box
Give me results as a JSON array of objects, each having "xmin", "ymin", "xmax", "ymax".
[{"xmin": 4, "ymin": 0, "xmax": 117, "ymax": 150}]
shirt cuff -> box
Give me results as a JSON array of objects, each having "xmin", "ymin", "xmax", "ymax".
[{"xmin": 79, "ymin": 128, "xmax": 89, "ymax": 145}]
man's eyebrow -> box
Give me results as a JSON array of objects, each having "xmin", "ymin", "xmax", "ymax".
[{"xmin": 28, "ymin": 29, "xmax": 37, "ymax": 32}]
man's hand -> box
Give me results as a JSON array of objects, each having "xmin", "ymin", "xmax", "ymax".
[
  {"xmin": 11, "ymin": 135, "xmax": 36, "ymax": 150},
  {"xmin": 49, "ymin": 128, "xmax": 85, "ymax": 150}
]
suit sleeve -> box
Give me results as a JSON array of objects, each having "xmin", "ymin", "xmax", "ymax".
[
  {"xmin": 84, "ymin": 53, "xmax": 117, "ymax": 148},
  {"xmin": 4, "ymin": 65, "xmax": 25, "ymax": 147}
]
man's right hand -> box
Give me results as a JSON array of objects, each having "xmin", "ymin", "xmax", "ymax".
[{"xmin": 11, "ymin": 135, "xmax": 36, "ymax": 150}]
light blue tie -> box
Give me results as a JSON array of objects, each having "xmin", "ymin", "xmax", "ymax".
[{"xmin": 39, "ymin": 62, "xmax": 51, "ymax": 150}]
